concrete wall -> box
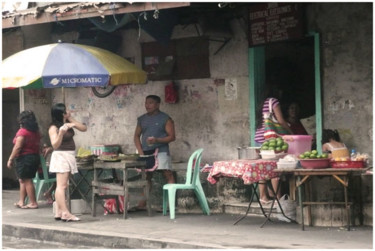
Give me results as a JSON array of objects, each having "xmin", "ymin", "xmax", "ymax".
[{"xmin": 2, "ymin": 3, "xmax": 372, "ymax": 225}]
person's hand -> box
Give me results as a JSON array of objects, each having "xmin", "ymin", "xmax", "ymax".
[
  {"xmin": 146, "ymin": 136, "xmax": 156, "ymax": 146},
  {"xmin": 42, "ymin": 145, "xmax": 53, "ymax": 157},
  {"xmin": 65, "ymin": 123, "xmax": 75, "ymax": 129},
  {"xmin": 64, "ymin": 110, "xmax": 72, "ymax": 120},
  {"xmin": 7, "ymin": 159, "xmax": 13, "ymax": 169},
  {"xmin": 59, "ymin": 124, "xmax": 69, "ymax": 132}
]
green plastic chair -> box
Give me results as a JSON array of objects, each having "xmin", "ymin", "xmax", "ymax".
[
  {"xmin": 25, "ymin": 154, "xmax": 56, "ymax": 204},
  {"xmin": 162, "ymin": 148, "xmax": 210, "ymax": 219}
]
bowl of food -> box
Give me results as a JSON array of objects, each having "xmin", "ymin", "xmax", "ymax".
[{"xmin": 299, "ymin": 158, "xmax": 331, "ymax": 169}]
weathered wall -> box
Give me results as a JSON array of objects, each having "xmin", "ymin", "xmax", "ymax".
[
  {"xmin": 305, "ymin": 3, "xmax": 373, "ymax": 226},
  {"xmin": 307, "ymin": 3, "xmax": 373, "ymax": 154},
  {"xmin": 44, "ymin": 20, "xmax": 251, "ymax": 164},
  {"xmin": 2, "ymin": 3, "xmax": 372, "ymax": 225}
]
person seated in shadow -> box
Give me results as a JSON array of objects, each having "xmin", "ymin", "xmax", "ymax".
[{"xmin": 284, "ymin": 101, "xmax": 308, "ymax": 135}]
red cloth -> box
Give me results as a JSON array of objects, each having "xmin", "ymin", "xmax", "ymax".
[
  {"xmin": 207, "ymin": 159, "xmax": 279, "ymax": 185},
  {"xmin": 13, "ymin": 128, "xmax": 41, "ymax": 156}
]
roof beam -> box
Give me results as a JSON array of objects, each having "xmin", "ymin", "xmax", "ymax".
[{"xmin": 2, "ymin": 2, "xmax": 190, "ymax": 29}]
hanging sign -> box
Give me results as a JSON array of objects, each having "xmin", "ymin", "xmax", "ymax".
[{"xmin": 248, "ymin": 3, "xmax": 305, "ymax": 47}]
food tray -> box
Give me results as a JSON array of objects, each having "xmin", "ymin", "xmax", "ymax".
[
  {"xmin": 118, "ymin": 154, "xmax": 140, "ymax": 161},
  {"xmin": 330, "ymin": 160, "xmax": 365, "ymax": 169},
  {"xmin": 90, "ymin": 144, "xmax": 120, "ymax": 156},
  {"xmin": 299, "ymin": 158, "xmax": 330, "ymax": 169}
]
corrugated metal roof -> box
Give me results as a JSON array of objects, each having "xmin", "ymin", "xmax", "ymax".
[{"xmin": 2, "ymin": 2, "xmax": 190, "ymax": 29}]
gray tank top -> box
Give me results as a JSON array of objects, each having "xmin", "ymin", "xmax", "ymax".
[{"xmin": 137, "ymin": 111, "xmax": 170, "ymax": 153}]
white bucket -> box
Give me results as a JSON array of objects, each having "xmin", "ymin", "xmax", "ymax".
[
  {"xmin": 53, "ymin": 200, "xmax": 91, "ymax": 215},
  {"xmin": 70, "ymin": 199, "xmax": 89, "ymax": 214}
]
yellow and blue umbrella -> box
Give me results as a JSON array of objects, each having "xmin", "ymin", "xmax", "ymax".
[{"xmin": 2, "ymin": 43, "xmax": 147, "ymax": 89}]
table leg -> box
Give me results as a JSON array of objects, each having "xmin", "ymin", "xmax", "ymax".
[
  {"xmin": 344, "ymin": 176, "xmax": 350, "ymax": 231},
  {"xmin": 67, "ymin": 177, "xmax": 71, "ymax": 212},
  {"xmin": 143, "ymin": 169, "xmax": 152, "ymax": 217},
  {"xmin": 91, "ymin": 168, "xmax": 97, "ymax": 217},
  {"xmin": 123, "ymin": 168, "xmax": 128, "ymax": 219},
  {"xmin": 233, "ymin": 183, "xmax": 258, "ymax": 225},
  {"xmin": 297, "ymin": 175, "xmax": 304, "ymax": 231}
]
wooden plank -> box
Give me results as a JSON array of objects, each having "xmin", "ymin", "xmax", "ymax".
[
  {"xmin": 302, "ymin": 202, "xmax": 352, "ymax": 205},
  {"xmin": 92, "ymin": 188, "xmax": 124, "ymax": 196},
  {"xmin": 94, "ymin": 160, "xmax": 146, "ymax": 169}
]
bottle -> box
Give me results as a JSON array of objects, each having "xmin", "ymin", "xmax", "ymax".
[{"xmin": 350, "ymin": 149, "xmax": 356, "ymax": 161}]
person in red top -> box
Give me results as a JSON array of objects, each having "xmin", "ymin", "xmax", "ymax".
[
  {"xmin": 7, "ymin": 110, "xmax": 41, "ymax": 209},
  {"xmin": 285, "ymin": 102, "xmax": 308, "ymax": 135}
]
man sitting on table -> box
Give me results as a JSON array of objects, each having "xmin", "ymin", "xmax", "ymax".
[{"xmin": 134, "ymin": 95, "xmax": 176, "ymax": 198}]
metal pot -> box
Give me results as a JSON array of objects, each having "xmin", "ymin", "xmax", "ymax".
[{"xmin": 237, "ymin": 146, "xmax": 260, "ymax": 160}]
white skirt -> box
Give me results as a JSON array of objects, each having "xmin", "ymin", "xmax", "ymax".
[{"xmin": 49, "ymin": 150, "xmax": 78, "ymax": 174}]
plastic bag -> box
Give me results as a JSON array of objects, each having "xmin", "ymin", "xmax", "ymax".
[
  {"xmin": 165, "ymin": 82, "xmax": 178, "ymax": 103},
  {"xmin": 277, "ymin": 194, "xmax": 297, "ymax": 222}
]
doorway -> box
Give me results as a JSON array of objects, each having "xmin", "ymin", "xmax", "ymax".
[
  {"xmin": 250, "ymin": 33, "xmax": 322, "ymax": 150},
  {"xmin": 265, "ymin": 36, "xmax": 316, "ymax": 119},
  {"xmin": 2, "ymin": 89, "xmax": 20, "ymax": 183}
]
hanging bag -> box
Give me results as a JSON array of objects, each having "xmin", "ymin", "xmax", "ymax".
[
  {"xmin": 264, "ymin": 98, "xmax": 290, "ymax": 139},
  {"xmin": 165, "ymin": 82, "xmax": 178, "ymax": 103}
]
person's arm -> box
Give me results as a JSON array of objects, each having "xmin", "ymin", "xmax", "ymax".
[
  {"xmin": 7, "ymin": 136, "xmax": 25, "ymax": 168},
  {"xmin": 65, "ymin": 112, "xmax": 87, "ymax": 132},
  {"xmin": 273, "ymin": 104, "xmax": 293, "ymax": 134},
  {"xmin": 42, "ymin": 143, "xmax": 53, "ymax": 158},
  {"xmin": 149, "ymin": 118, "xmax": 176, "ymax": 145},
  {"xmin": 134, "ymin": 124, "xmax": 144, "ymax": 155},
  {"xmin": 49, "ymin": 125, "xmax": 67, "ymax": 150}
]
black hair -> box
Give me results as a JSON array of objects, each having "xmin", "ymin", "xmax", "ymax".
[
  {"xmin": 146, "ymin": 95, "xmax": 161, "ymax": 103},
  {"xmin": 322, "ymin": 129, "xmax": 341, "ymax": 144},
  {"xmin": 18, "ymin": 110, "xmax": 39, "ymax": 132},
  {"xmin": 50, "ymin": 103, "xmax": 66, "ymax": 128}
]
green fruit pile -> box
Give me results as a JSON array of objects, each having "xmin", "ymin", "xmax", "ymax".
[
  {"xmin": 260, "ymin": 137, "xmax": 288, "ymax": 152},
  {"xmin": 299, "ymin": 150, "xmax": 328, "ymax": 159}
]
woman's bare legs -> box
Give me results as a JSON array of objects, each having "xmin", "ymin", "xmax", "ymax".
[
  {"xmin": 18, "ymin": 178, "xmax": 38, "ymax": 208},
  {"xmin": 270, "ymin": 178, "xmax": 281, "ymax": 199},
  {"xmin": 55, "ymin": 172, "xmax": 79, "ymax": 220},
  {"xmin": 16, "ymin": 179, "xmax": 27, "ymax": 206},
  {"xmin": 24, "ymin": 178, "xmax": 38, "ymax": 207},
  {"xmin": 44, "ymin": 182, "xmax": 56, "ymax": 203},
  {"xmin": 259, "ymin": 183, "xmax": 269, "ymax": 202}
]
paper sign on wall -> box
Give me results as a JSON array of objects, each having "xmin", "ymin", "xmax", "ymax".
[{"xmin": 225, "ymin": 78, "xmax": 237, "ymax": 100}]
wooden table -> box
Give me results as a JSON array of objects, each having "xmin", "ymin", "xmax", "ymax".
[
  {"xmin": 273, "ymin": 168, "xmax": 367, "ymax": 231},
  {"xmin": 208, "ymin": 159, "xmax": 294, "ymax": 226},
  {"xmin": 91, "ymin": 159, "xmax": 151, "ymax": 219}
]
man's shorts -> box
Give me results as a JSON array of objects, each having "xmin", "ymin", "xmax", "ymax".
[{"xmin": 156, "ymin": 152, "xmax": 172, "ymax": 170}]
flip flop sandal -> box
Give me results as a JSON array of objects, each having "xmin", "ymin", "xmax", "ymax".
[
  {"xmin": 13, "ymin": 202, "xmax": 23, "ymax": 208},
  {"xmin": 61, "ymin": 215, "xmax": 81, "ymax": 222},
  {"xmin": 21, "ymin": 204, "xmax": 38, "ymax": 209},
  {"xmin": 259, "ymin": 199, "xmax": 272, "ymax": 205}
]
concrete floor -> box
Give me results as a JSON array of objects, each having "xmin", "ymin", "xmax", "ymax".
[{"xmin": 2, "ymin": 189, "xmax": 373, "ymax": 249}]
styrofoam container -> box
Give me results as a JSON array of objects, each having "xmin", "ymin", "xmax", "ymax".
[
  {"xmin": 277, "ymin": 161, "xmax": 298, "ymax": 169},
  {"xmin": 282, "ymin": 135, "xmax": 313, "ymax": 156}
]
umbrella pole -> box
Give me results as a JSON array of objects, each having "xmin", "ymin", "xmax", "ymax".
[
  {"xmin": 62, "ymin": 87, "xmax": 65, "ymax": 104},
  {"xmin": 19, "ymin": 89, "xmax": 25, "ymax": 112}
]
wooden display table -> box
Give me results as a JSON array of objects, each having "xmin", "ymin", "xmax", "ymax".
[
  {"xmin": 273, "ymin": 168, "xmax": 367, "ymax": 231},
  {"xmin": 92, "ymin": 159, "xmax": 151, "ymax": 219}
]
